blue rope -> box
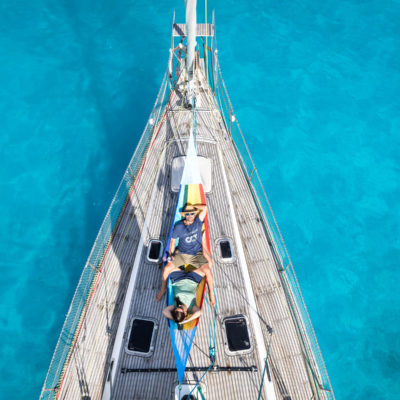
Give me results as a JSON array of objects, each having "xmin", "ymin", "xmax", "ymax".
[{"xmin": 187, "ymin": 288, "xmax": 217, "ymax": 397}]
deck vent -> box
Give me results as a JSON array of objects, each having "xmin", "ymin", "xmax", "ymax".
[
  {"xmin": 147, "ymin": 240, "xmax": 163, "ymax": 262},
  {"xmin": 126, "ymin": 317, "xmax": 158, "ymax": 357},
  {"xmin": 216, "ymin": 238, "xmax": 234, "ymax": 262},
  {"xmin": 223, "ymin": 315, "xmax": 252, "ymax": 355}
]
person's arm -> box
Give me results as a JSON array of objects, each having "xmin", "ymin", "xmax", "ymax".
[
  {"xmin": 168, "ymin": 238, "xmax": 176, "ymax": 259},
  {"xmin": 202, "ymin": 232, "xmax": 213, "ymax": 268},
  {"xmin": 162, "ymin": 305, "xmax": 175, "ymax": 320},
  {"xmin": 204, "ymin": 268, "xmax": 216, "ymax": 307},
  {"xmin": 194, "ymin": 204, "xmax": 207, "ymax": 221},
  {"xmin": 179, "ymin": 306, "xmax": 202, "ymax": 324}
]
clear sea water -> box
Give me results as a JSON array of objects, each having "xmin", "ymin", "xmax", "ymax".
[{"xmin": 1, "ymin": 0, "xmax": 399, "ymax": 399}]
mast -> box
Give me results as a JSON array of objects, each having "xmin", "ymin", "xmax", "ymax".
[{"xmin": 185, "ymin": 0, "xmax": 197, "ymax": 106}]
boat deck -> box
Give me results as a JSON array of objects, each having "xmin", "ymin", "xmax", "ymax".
[{"xmin": 56, "ymin": 65, "xmax": 326, "ymax": 400}]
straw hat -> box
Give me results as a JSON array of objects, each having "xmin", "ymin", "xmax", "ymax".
[{"xmin": 180, "ymin": 203, "xmax": 197, "ymax": 216}]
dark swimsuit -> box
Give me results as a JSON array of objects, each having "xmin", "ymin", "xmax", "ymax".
[{"xmin": 169, "ymin": 270, "xmax": 203, "ymax": 284}]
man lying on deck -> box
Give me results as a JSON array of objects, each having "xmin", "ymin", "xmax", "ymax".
[
  {"xmin": 168, "ymin": 202, "xmax": 212, "ymax": 270},
  {"xmin": 160, "ymin": 265, "xmax": 215, "ymax": 324},
  {"xmin": 155, "ymin": 202, "xmax": 213, "ymax": 302}
]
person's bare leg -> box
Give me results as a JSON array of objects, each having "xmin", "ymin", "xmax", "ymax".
[
  {"xmin": 197, "ymin": 264, "xmax": 216, "ymax": 306},
  {"xmin": 155, "ymin": 263, "xmax": 180, "ymax": 301}
]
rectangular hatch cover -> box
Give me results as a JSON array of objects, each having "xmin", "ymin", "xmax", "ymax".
[
  {"xmin": 224, "ymin": 315, "xmax": 252, "ymax": 354},
  {"xmin": 147, "ymin": 240, "xmax": 163, "ymax": 262},
  {"xmin": 126, "ymin": 318, "xmax": 158, "ymax": 356},
  {"xmin": 220, "ymin": 240, "xmax": 232, "ymax": 259}
]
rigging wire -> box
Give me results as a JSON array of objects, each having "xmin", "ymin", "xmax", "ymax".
[
  {"xmin": 199, "ymin": 56, "xmax": 301, "ymax": 398},
  {"xmin": 55, "ymin": 60, "xmax": 191, "ymax": 399},
  {"xmin": 206, "ymin": 53, "xmax": 331, "ymax": 397},
  {"xmin": 52, "ymin": 66, "xmax": 176, "ymax": 400}
]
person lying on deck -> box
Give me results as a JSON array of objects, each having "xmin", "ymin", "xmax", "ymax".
[
  {"xmin": 160, "ymin": 265, "xmax": 216, "ymax": 324},
  {"xmin": 155, "ymin": 202, "xmax": 212, "ymax": 302},
  {"xmin": 170, "ymin": 202, "xmax": 211, "ymax": 269}
]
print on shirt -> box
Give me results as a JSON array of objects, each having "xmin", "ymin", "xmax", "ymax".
[{"xmin": 172, "ymin": 217, "xmax": 203, "ymax": 255}]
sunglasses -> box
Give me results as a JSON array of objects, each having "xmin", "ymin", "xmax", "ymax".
[{"xmin": 184, "ymin": 212, "xmax": 196, "ymax": 216}]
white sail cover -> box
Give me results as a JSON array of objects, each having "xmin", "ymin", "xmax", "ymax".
[{"xmin": 180, "ymin": 120, "xmax": 202, "ymax": 185}]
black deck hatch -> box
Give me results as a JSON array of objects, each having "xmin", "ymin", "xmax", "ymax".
[
  {"xmin": 220, "ymin": 240, "xmax": 232, "ymax": 259},
  {"xmin": 216, "ymin": 238, "xmax": 234, "ymax": 262},
  {"xmin": 224, "ymin": 315, "xmax": 251, "ymax": 353},
  {"xmin": 127, "ymin": 319, "xmax": 155, "ymax": 354},
  {"xmin": 147, "ymin": 240, "xmax": 163, "ymax": 262}
]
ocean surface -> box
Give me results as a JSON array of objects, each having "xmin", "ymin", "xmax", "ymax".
[{"xmin": 1, "ymin": 0, "xmax": 399, "ymax": 398}]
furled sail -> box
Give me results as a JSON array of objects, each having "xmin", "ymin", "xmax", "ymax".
[{"xmin": 163, "ymin": 115, "xmax": 210, "ymax": 383}]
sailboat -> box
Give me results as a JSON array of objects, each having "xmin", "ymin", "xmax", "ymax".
[{"xmin": 40, "ymin": 2, "xmax": 335, "ymax": 399}]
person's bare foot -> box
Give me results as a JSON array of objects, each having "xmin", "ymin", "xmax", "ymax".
[{"xmin": 155, "ymin": 289, "xmax": 166, "ymax": 301}]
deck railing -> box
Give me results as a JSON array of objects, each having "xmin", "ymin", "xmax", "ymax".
[
  {"xmin": 213, "ymin": 58, "xmax": 335, "ymax": 400},
  {"xmin": 39, "ymin": 69, "xmax": 170, "ymax": 400}
]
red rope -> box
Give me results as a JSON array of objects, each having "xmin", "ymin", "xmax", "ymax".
[{"xmin": 56, "ymin": 88, "xmax": 175, "ymax": 399}]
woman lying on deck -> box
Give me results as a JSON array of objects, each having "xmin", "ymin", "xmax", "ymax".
[{"xmin": 157, "ymin": 265, "xmax": 216, "ymax": 324}]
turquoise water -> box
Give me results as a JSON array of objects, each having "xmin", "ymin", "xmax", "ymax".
[{"xmin": 1, "ymin": 0, "xmax": 399, "ymax": 398}]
